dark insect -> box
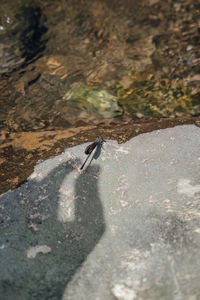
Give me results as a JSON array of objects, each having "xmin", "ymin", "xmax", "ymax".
[{"xmin": 80, "ymin": 137, "xmax": 106, "ymax": 170}]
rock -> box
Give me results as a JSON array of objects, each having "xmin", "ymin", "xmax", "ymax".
[
  {"xmin": 186, "ymin": 45, "xmax": 194, "ymax": 51},
  {"xmin": 63, "ymin": 85, "xmax": 123, "ymax": 118},
  {"xmin": 0, "ymin": 125, "xmax": 200, "ymax": 299}
]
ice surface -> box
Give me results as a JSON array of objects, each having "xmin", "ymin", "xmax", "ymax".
[{"xmin": 0, "ymin": 125, "xmax": 200, "ymax": 300}]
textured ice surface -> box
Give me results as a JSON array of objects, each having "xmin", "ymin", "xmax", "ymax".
[{"xmin": 0, "ymin": 125, "xmax": 200, "ymax": 300}]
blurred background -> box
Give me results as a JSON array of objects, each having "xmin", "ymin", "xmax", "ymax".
[{"xmin": 0, "ymin": 0, "xmax": 199, "ymax": 133}]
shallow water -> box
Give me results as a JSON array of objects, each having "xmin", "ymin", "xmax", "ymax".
[{"xmin": 0, "ymin": 0, "xmax": 199, "ymax": 132}]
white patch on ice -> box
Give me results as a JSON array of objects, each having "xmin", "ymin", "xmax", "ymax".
[
  {"xmin": 102, "ymin": 141, "xmax": 130, "ymax": 162},
  {"xmin": 57, "ymin": 186, "xmax": 76, "ymax": 223},
  {"xmin": 115, "ymin": 147, "xmax": 130, "ymax": 154},
  {"xmin": 177, "ymin": 179, "xmax": 200, "ymax": 197},
  {"xmin": 170, "ymin": 258, "xmax": 183, "ymax": 300},
  {"xmin": 116, "ymin": 175, "xmax": 130, "ymax": 208},
  {"xmin": 27, "ymin": 245, "xmax": 51, "ymax": 259},
  {"xmin": 111, "ymin": 283, "xmax": 136, "ymax": 300},
  {"xmin": 0, "ymin": 244, "xmax": 5, "ymax": 250},
  {"xmin": 121, "ymin": 248, "xmax": 150, "ymax": 271}
]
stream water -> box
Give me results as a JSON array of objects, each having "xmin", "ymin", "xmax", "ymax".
[{"xmin": 0, "ymin": 0, "xmax": 199, "ymax": 132}]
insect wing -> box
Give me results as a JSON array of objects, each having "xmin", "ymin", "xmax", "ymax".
[{"xmin": 84, "ymin": 142, "xmax": 97, "ymax": 155}]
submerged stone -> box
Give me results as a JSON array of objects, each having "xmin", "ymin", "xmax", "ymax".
[{"xmin": 63, "ymin": 86, "xmax": 123, "ymax": 118}]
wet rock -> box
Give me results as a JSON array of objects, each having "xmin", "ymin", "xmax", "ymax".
[{"xmin": 63, "ymin": 85, "xmax": 123, "ymax": 118}]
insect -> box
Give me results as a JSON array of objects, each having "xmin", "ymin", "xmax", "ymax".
[{"xmin": 80, "ymin": 137, "xmax": 106, "ymax": 170}]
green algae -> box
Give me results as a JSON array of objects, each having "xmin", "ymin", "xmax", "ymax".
[
  {"xmin": 117, "ymin": 71, "xmax": 199, "ymax": 118},
  {"xmin": 63, "ymin": 73, "xmax": 199, "ymax": 120},
  {"xmin": 63, "ymin": 86, "xmax": 123, "ymax": 118}
]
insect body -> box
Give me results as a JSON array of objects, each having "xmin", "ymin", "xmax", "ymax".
[{"xmin": 80, "ymin": 137, "xmax": 105, "ymax": 170}]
